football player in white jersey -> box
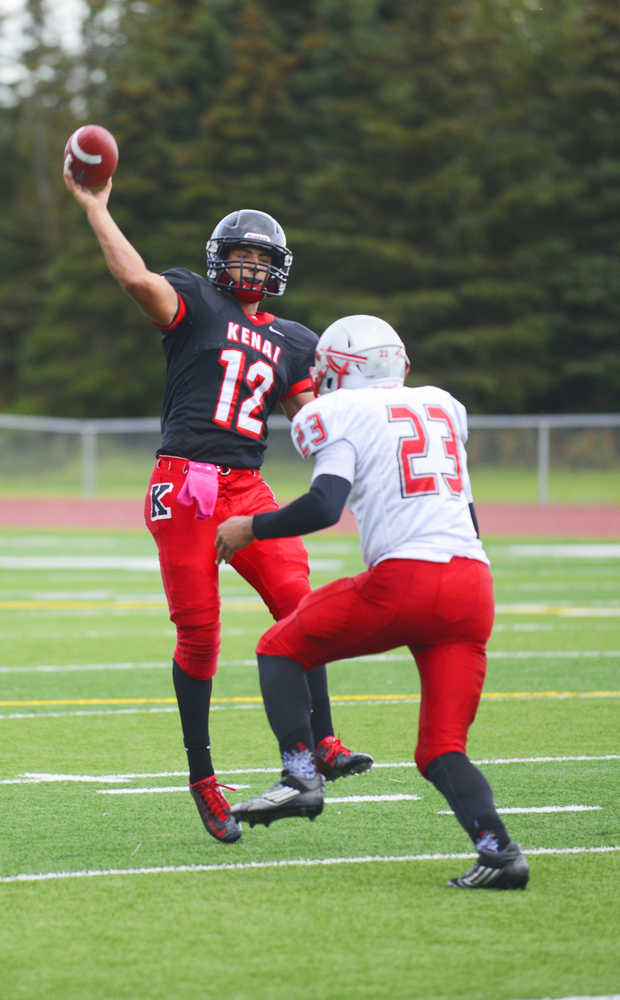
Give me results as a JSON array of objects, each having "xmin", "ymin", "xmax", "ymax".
[{"xmin": 215, "ymin": 315, "xmax": 529, "ymax": 890}]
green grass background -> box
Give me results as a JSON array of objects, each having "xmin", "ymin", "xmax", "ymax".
[
  {"xmin": 0, "ymin": 530, "xmax": 618, "ymax": 999},
  {"xmin": 0, "ymin": 460, "xmax": 618, "ymax": 502},
  {"xmin": 1, "ymin": 436, "xmax": 619, "ymax": 502}
]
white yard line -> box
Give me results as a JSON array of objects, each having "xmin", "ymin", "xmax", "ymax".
[
  {"xmin": 0, "ymin": 556, "xmax": 342, "ymax": 572},
  {"xmin": 496, "ymin": 605, "xmax": 620, "ymax": 616},
  {"xmin": 437, "ymin": 806, "xmax": 601, "ymax": 814},
  {"xmin": 326, "ymin": 794, "xmax": 421, "ymax": 804},
  {"xmin": 95, "ymin": 788, "xmax": 422, "ymax": 801},
  {"xmin": 2, "ymin": 756, "xmax": 616, "ymax": 785},
  {"xmin": 488, "ymin": 650, "xmax": 620, "ymax": 658},
  {"xmin": 1, "ymin": 845, "xmax": 617, "ymax": 885},
  {"xmin": 2, "ymin": 540, "xmax": 619, "ymax": 559},
  {"xmin": 0, "ymin": 661, "xmax": 174, "ymax": 673},
  {"xmin": 0, "ymin": 706, "xmax": 182, "ymax": 720},
  {"xmin": 505, "ymin": 544, "xmax": 620, "ymax": 558},
  {"xmin": 513, "ymin": 996, "xmax": 620, "ymax": 1000},
  {"xmin": 0, "ymin": 556, "xmax": 161, "ymax": 570},
  {"xmin": 97, "ymin": 789, "xmax": 597, "ymax": 812},
  {"xmin": 1, "ymin": 649, "xmax": 619, "ymax": 673}
]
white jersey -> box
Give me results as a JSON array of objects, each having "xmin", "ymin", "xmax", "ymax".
[{"xmin": 291, "ymin": 384, "xmax": 489, "ymax": 568}]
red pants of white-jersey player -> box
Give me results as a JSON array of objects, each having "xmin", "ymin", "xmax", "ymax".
[{"xmin": 257, "ymin": 556, "xmax": 495, "ymax": 776}]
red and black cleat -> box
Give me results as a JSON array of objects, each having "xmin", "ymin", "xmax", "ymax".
[
  {"xmin": 190, "ymin": 775, "xmax": 242, "ymax": 843},
  {"xmin": 314, "ymin": 735, "xmax": 374, "ymax": 782}
]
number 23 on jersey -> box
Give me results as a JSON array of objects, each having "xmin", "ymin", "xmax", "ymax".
[
  {"xmin": 294, "ymin": 402, "xmax": 463, "ymax": 497},
  {"xmin": 388, "ymin": 403, "xmax": 463, "ymax": 497},
  {"xmin": 294, "ymin": 411, "xmax": 327, "ymax": 456}
]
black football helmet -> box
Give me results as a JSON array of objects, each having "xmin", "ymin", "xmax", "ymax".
[{"xmin": 205, "ymin": 209, "xmax": 293, "ymax": 298}]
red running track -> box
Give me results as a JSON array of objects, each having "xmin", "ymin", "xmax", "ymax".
[{"xmin": 0, "ymin": 496, "xmax": 619, "ymax": 537}]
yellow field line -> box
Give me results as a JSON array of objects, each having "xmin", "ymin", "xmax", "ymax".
[
  {"xmin": 0, "ymin": 601, "xmax": 172, "ymax": 610},
  {"xmin": 1, "ymin": 599, "xmax": 619, "ymax": 616},
  {"xmin": 1, "ymin": 690, "xmax": 618, "ymax": 708},
  {"xmin": 0, "ymin": 601, "xmax": 165, "ymax": 611},
  {"xmin": 0, "ymin": 600, "xmax": 260, "ymax": 611}
]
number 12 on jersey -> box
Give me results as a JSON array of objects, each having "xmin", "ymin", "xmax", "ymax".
[
  {"xmin": 213, "ymin": 349, "xmax": 275, "ymax": 439},
  {"xmin": 388, "ymin": 404, "xmax": 463, "ymax": 497}
]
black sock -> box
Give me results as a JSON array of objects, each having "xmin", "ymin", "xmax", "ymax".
[
  {"xmin": 172, "ymin": 659, "xmax": 214, "ymax": 784},
  {"xmin": 257, "ymin": 654, "xmax": 314, "ymax": 754},
  {"xmin": 306, "ymin": 664, "xmax": 334, "ymax": 744},
  {"xmin": 425, "ymin": 752, "xmax": 510, "ymax": 850}
]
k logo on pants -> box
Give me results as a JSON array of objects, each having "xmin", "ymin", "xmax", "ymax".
[{"xmin": 150, "ymin": 483, "xmax": 173, "ymax": 520}]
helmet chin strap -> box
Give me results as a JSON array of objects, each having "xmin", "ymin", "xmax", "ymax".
[
  {"xmin": 233, "ymin": 285, "xmax": 264, "ymax": 304},
  {"xmin": 225, "ymin": 261, "xmax": 268, "ymax": 304}
]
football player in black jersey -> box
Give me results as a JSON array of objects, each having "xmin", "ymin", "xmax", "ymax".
[{"xmin": 63, "ymin": 169, "xmax": 373, "ymax": 844}]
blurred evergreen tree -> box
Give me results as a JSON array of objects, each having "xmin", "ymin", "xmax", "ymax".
[
  {"xmin": 2, "ymin": 0, "xmax": 618, "ymax": 416},
  {"xmin": 15, "ymin": 0, "xmax": 237, "ymax": 416},
  {"xmin": 543, "ymin": 1, "xmax": 620, "ymax": 411},
  {"xmin": 0, "ymin": 0, "xmax": 85, "ymax": 410}
]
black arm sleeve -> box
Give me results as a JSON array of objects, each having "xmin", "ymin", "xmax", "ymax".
[
  {"xmin": 252, "ymin": 474, "xmax": 352, "ymax": 540},
  {"xmin": 469, "ymin": 502, "xmax": 480, "ymax": 538}
]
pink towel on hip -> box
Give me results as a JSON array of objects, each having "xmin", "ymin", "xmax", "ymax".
[{"xmin": 177, "ymin": 461, "xmax": 219, "ymax": 519}]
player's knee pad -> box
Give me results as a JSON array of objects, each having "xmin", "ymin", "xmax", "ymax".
[{"xmin": 174, "ymin": 622, "xmax": 220, "ymax": 680}]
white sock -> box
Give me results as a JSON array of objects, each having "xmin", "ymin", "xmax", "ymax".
[{"xmin": 282, "ymin": 747, "xmax": 317, "ymax": 779}]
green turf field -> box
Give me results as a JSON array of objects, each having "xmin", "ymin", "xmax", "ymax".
[{"xmin": 1, "ymin": 530, "xmax": 618, "ymax": 999}]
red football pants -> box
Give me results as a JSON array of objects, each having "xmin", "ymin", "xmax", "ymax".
[
  {"xmin": 256, "ymin": 557, "xmax": 495, "ymax": 775},
  {"xmin": 145, "ymin": 456, "xmax": 311, "ymax": 679}
]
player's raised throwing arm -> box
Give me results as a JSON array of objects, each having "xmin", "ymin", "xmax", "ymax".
[{"xmin": 63, "ymin": 171, "xmax": 178, "ymax": 327}]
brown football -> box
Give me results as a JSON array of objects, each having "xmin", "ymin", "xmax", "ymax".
[{"xmin": 64, "ymin": 124, "xmax": 119, "ymax": 188}]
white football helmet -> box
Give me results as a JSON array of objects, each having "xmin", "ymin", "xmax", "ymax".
[{"xmin": 312, "ymin": 315, "xmax": 411, "ymax": 396}]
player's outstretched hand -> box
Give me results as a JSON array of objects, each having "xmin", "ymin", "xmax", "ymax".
[
  {"xmin": 216, "ymin": 516, "xmax": 255, "ymax": 564},
  {"xmin": 63, "ymin": 169, "xmax": 112, "ymax": 212}
]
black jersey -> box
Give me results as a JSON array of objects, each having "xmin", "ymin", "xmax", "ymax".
[{"xmin": 155, "ymin": 268, "xmax": 318, "ymax": 467}]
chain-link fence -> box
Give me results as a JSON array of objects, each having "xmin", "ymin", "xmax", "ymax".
[{"xmin": 0, "ymin": 413, "xmax": 619, "ymax": 504}]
